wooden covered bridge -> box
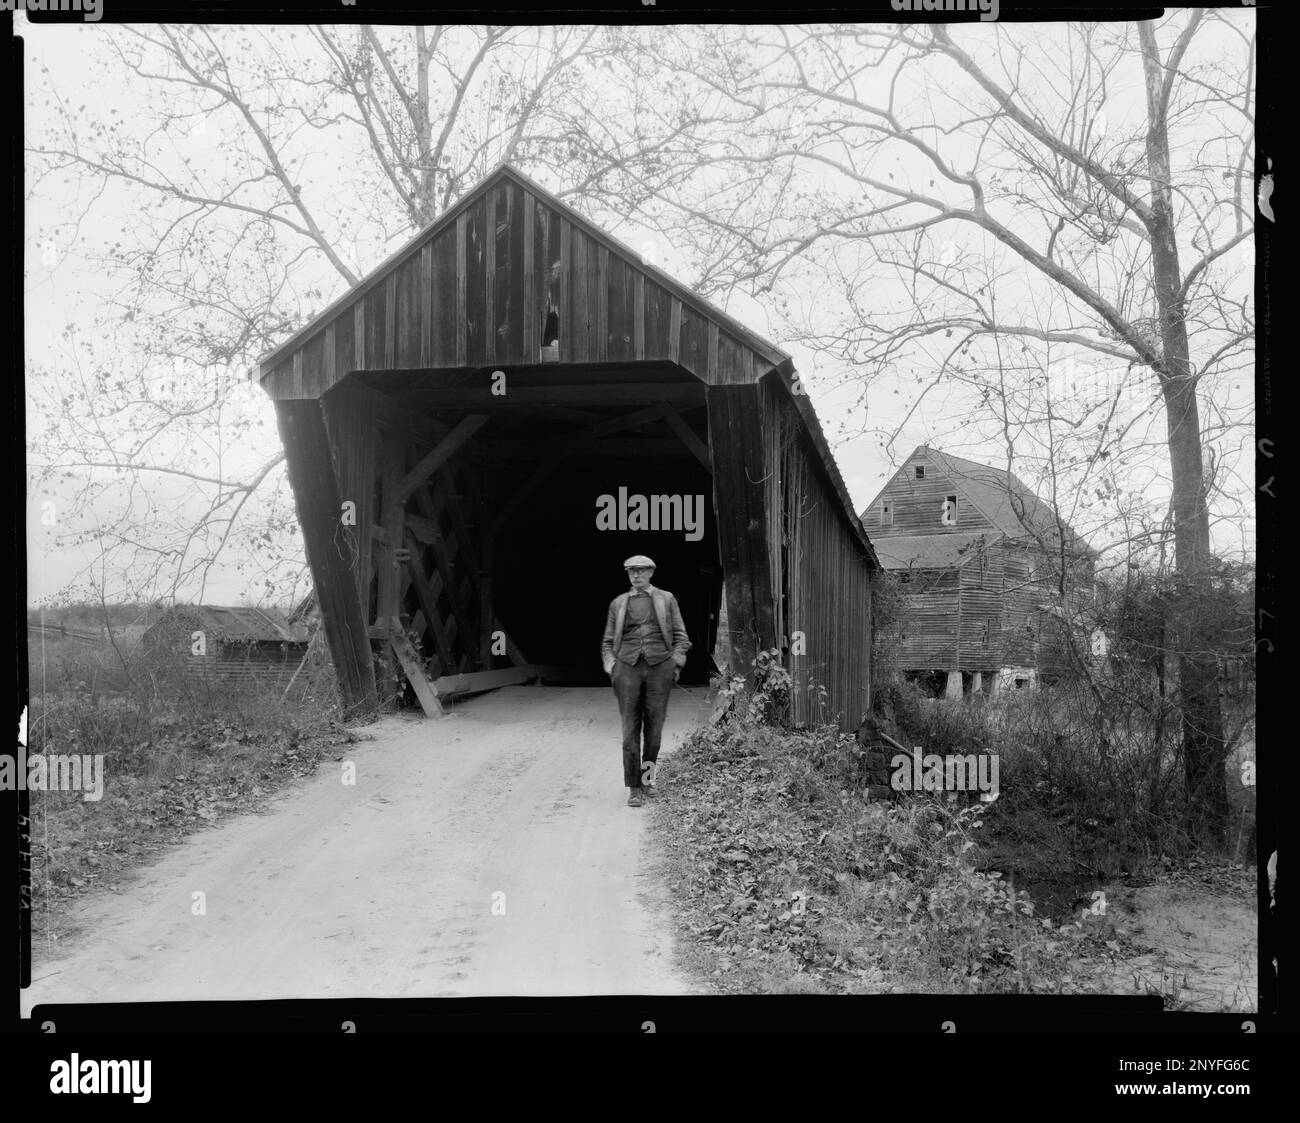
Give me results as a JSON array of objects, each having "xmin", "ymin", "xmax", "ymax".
[{"xmin": 254, "ymin": 165, "xmax": 878, "ymax": 729}]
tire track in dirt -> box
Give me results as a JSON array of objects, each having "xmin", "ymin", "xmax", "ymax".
[{"xmin": 23, "ymin": 686, "xmax": 709, "ymax": 1013}]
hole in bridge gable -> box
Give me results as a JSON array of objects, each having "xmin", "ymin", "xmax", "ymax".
[{"xmin": 541, "ymin": 307, "xmax": 560, "ymax": 362}]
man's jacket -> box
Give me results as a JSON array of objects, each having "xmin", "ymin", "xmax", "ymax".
[{"xmin": 601, "ymin": 585, "xmax": 691, "ymax": 674}]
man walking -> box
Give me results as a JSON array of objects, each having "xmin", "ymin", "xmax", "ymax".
[{"xmin": 601, "ymin": 556, "xmax": 691, "ymax": 807}]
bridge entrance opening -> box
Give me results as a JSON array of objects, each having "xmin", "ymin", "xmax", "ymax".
[{"xmin": 354, "ymin": 366, "xmax": 721, "ymax": 690}]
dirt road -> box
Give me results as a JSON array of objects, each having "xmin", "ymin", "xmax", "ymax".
[{"xmin": 23, "ymin": 686, "xmax": 709, "ymax": 1012}]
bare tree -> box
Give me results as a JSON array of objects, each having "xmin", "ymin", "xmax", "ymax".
[
  {"xmin": 637, "ymin": 15, "xmax": 1253, "ymax": 844},
  {"xmin": 27, "ymin": 23, "xmax": 723, "ymax": 603}
]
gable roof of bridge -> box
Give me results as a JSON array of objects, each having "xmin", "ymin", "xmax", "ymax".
[
  {"xmin": 253, "ymin": 163, "xmax": 877, "ymax": 567},
  {"xmin": 253, "ymin": 162, "xmax": 789, "ymax": 381}
]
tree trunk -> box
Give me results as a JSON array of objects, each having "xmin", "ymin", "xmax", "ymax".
[
  {"xmin": 413, "ymin": 27, "xmax": 436, "ymax": 226},
  {"xmin": 1139, "ymin": 18, "xmax": 1229, "ymax": 846}
]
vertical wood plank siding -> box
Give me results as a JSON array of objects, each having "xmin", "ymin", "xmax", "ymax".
[
  {"xmin": 571, "ymin": 227, "xmax": 589, "ymax": 361},
  {"xmin": 716, "ymin": 331, "xmax": 746, "ymax": 385},
  {"xmin": 271, "ymin": 355, "xmax": 293, "ymax": 396},
  {"xmin": 522, "ymin": 191, "xmax": 537, "ymax": 357},
  {"xmin": 260, "ymin": 191, "xmax": 774, "ymax": 398},
  {"xmin": 395, "ymin": 256, "xmax": 421, "ymax": 368},
  {"xmin": 432, "ymin": 228, "xmax": 457, "ymax": 368},
  {"xmin": 633, "ymin": 272, "xmax": 645, "ymax": 359},
  {"xmin": 455, "ymin": 212, "xmax": 468, "ymax": 366},
  {"xmin": 679, "ymin": 306, "xmax": 709, "ymax": 380},
  {"xmin": 465, "ymin": 196, "xmax": 487, "ymax": 367},
  {"xmin": 595, "ymin": 244, "xmax": 609, "ymax": 361},
  {"xmin": 759, "ymin": 379, "xmax": 873, "ymax": 731},
  {"xmin": 645, "ymin": 282, "xmax": 671, "ymax": 361},
  {"xmin": 557, "ymin": 218, "xmax": 572, "ymax": 362},
  {"xmin": 706, "ymin": 385, "xmax": 776, "ymax": 675},
  {"xmin": 385, "ymin": 273, "xmax": 397, "ymax": 367},
  {"xmin": 504, "ymin": 181, "xmax": 525, "ymax": 364},
  {"xmin": 485, "ymin": 184, "xmax": 497, "ymax": 365},
  {"xmin": 608, "ymin": 254, "xmax": 634, "ymax": 362},
  {"xmin": 274, "ymin": 399, "xmax": 377, "ymax": 717},
  {"xmin": 363, "ymin": 280, "xmax": 386, "ymax": 370},
  {"xmin": 333, "ymin": 311, "xmax": 354, "ymax": 382},
  {"xmin": 420, "ymin": 243, "xmax": 432, "ymax": 366},
  {"xmin": 320, "ymin": 383, "xmax": 380, "ymax": 611}
]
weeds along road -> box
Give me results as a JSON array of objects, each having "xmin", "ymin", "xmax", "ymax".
[{"xmin": 23, "ymin": 686, "xmax": 709, "ymax": 1011}]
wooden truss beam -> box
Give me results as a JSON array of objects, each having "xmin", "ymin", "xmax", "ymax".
[
  {"xmin": 659, "ymin": 405, "xmax": 712, "ymax": 471},
  {"xmin": 388, "ymin": 624, "xmax": 444, "ymax": 718},
  {"xmin": 401, "ymin": 534, "xmax": 457, "ymax": 676},
  {"xmin": 433, "ymin": 665, "xmax": 557, "ymax": 699},
  {"xmin": 412, "ymin": 482, "xmax": 478, "ymax": 673},
  {"xmin": 396, "ymin": 414, "xmax": 489, "ymax": 505},
  {"xmin": 489, "ymin": 403, "xmax": 686, "ymax": 538}
]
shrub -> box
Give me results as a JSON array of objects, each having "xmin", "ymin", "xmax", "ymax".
[
  {"xmin": 664, "ymin": 657, "xmax": 1096, "ymax": 994},
  {"xmin": 887, "ymin": 670, "xmax": 1220, "ymax": 878}
]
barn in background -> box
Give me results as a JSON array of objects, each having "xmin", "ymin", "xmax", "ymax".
[
  {"xmin": 253, "ymin": 164, "xmax": 879, "ymax": 729},
  {"xmin": 140, "ymin": 605, "xmax": 310, "ymax": 691},
  {"xmin": 862, "ymin": 445, "xmax": 1096, "ymax": 696}
]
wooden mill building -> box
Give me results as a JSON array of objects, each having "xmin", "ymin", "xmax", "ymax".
[
  {"xmin": 253, "ymin": 164, "xmax": 879, "ymax": 729},
  {"xmin": 861, "ymin": 445, "xmax": 1095, "ymax": 696}
]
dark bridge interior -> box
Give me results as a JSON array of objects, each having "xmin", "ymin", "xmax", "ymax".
[
  {"xmin": 354, "ymin": 365, "xmax": 721, "ymax": 687},
  {"xmin": 498, "ymin": 458, "xmax": 720, "ymax": 684}
]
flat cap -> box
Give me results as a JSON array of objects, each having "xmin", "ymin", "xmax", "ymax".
[{"xmin": 623, "ymin": 555, "xmax": 656, "ymax": 569}]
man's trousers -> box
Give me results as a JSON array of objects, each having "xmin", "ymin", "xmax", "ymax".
[{"xmin": 612, "ymin": 656, "xmax": 675, "ymax": 788}]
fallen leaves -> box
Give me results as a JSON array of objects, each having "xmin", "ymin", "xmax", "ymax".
[
  {"xmin": 28, "ymin": 703, "xmax": 355, "ymax": 929},
  {"xmin": 652, "ymin": 714, "xmax": 1121, "ymax": 996}
]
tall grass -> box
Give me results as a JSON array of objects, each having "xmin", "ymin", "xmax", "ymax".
[{"xmin": 24, "ymin": 637, "xmax": 355, "ymax": 928}]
